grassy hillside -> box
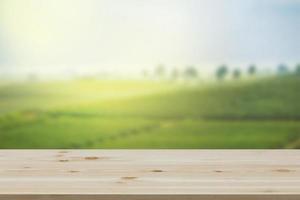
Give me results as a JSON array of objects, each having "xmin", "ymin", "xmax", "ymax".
[
  {"xmin": 71, "ymin": 75, "xmax": 299, "ymax": 118},
  {"xmin": 0, "ymin": 75, "xmax": 299, "ymax": 149}
]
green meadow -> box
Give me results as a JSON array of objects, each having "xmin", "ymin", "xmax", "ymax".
[{"xmin": 0, "ymin": 75, "xmax": 299, "ymax": 149}]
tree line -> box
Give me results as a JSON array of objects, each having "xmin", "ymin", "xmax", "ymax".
[{"xmin": 145, "ymin": 63, "xmax": 300, "ymax": 81}]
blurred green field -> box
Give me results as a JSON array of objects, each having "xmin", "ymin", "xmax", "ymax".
[{"xmin": 0, "ymin": 75, "xmax": 300, "ymax": 149}]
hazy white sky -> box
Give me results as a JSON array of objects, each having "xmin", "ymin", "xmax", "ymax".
[{"xmin": 0, "ymin": 0, "xmax": 299, "ymax": 74}]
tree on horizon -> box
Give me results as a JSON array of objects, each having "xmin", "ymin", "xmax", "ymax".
[
  {"xmin": 233, "ymin": 68, "xmax": 241, "ymax": 79},
  {"xmin": 184, "ymin": 66, "xmax": 198, "ymax": 80},
  {"xmin": 248, "ymin": 65, "xmax": 256, "ymax": 76},
  {"xmin": 216, "ymin": 65, "xmax": 228, "ymax": 80}
]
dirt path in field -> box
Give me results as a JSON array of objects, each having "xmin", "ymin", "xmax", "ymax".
[
  {"xmin": 67, "ymin": 119, "xmax": 179, "ymax": 148},
  {"xmin": 285, "ymin": 136, "xmax": 300, "ymax": 149},
  {"xmin": 68, "ymin": 122, "xmax": 164, "ymax": 148}
]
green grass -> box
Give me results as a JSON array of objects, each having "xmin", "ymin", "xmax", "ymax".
[
  {"xmin": 76, "ymin": 76, "xmax": 300, "ymax": 118},
  {"xmin": 0, "ymin": 75, "xmax": 300, "ymax": 149},
  {"xmin": 99, "ymin": 120, "xmax": 299, "ymax": 149}
]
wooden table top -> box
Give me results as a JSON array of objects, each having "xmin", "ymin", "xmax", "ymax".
[{"xmin": 0, "ymin": 150, "xmax": 299, "ymax": 200}]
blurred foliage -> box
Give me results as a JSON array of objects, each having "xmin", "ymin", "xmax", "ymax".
[
  {"xmin": 216, "ymin": 65, "xmax": 228, "ymax": 80},
  {"xmin": 0, "ymin": 75, "xmax": 300, "ymax": 149}
]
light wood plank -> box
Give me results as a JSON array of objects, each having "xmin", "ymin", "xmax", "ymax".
[{"xmin": 0, "ymin": 150, "xmax": 299, "ymax": 200}]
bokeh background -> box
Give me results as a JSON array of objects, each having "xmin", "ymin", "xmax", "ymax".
[{"xmin": 0, "ymin": 0, "xmax": 299, "ymax": 148}]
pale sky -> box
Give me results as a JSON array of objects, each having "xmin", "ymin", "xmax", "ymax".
[{"xmin": 0, "ymin": 0, "xmax": 299, "ymax": 76}]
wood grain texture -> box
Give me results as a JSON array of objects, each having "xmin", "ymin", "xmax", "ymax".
[{"xmin": 0, "ymin": 150, "xmax": 299, "ymax": 200}]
